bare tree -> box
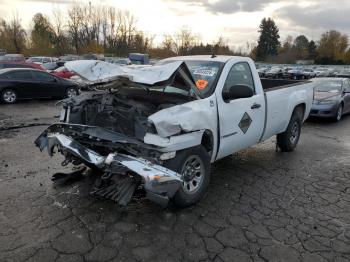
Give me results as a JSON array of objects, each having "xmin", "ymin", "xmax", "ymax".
[
  {"xmin": 0, "ymin": 15, "xmax": 27, "ymax": 53},
  {"xmin": 67, "ymin": 3, "xmax": 83, "ymax": 54},
  {"xmin": 51, "ymin": 7, "xmax": 68, "ymax": 55},
  {"xmin": 162, "ymin": 34, "xmax": 175, "ymax": 51},
  {"xmin": 174, "ymin": 26, "xmax": 197, "ymax": 55}
]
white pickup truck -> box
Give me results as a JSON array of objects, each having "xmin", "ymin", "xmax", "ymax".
[{"xmin": 36, "ymin": 55, "xmax": 313, "ymax": 207}]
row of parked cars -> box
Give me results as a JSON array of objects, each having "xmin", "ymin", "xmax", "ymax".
[
  {"xmin": 0, "ymin": 53, "xmax": 155, "ymax": 104},
  {"xmin": 0, "ymin": 53, "xmax": 150, "ymax": 87},
  {"xmin": 257, "ymin": 65, "xmax": 350, "ymax": 80}
]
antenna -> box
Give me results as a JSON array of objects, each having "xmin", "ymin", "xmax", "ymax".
[{"xmin": 211, "ymin": 46, "xmax": 217, "ymax": 58}]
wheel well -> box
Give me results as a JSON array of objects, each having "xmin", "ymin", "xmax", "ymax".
[
  {"xmin": 293, "ymin": 103, "xmax": 306, "ymax": 119},
  {"xmin": 201, "ymin": 130, "xmax": 214, "ymax": 155},
  {"xmin": 1, "ymin": 88, "xmax": 17, "ymax": 94}
]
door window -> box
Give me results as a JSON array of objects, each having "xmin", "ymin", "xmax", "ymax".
[
  {"xmin": 34, "ymin": 71, "xmax": 56, "ymax": 82},
  {"xmin": 223, "ymin": 62, "xmax": 255, "ymax": 96}
]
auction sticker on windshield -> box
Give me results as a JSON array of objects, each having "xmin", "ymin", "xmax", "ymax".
[
  {"xmin": 193, "ymin": 68, "xmax": 216, "ymax": 77},
  {"xmin": 196, "ymin": 79, "xmax": 209, "ymax": 90}
]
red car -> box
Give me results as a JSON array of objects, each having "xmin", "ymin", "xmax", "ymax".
[
  {"xmin": 0, "ymin": 61, "xmax": 44, "ymax": 70},
  {"xmin": 51, "ymin": 66, "xmax": 75, "ymax": 79}
]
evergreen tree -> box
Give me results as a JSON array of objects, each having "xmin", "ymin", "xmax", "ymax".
[
  {"xmin": 256, "ymin": 18, "xmax": 280, "ymax": 61},
  {"xmin": 293, "ymin": 35, "xmax": 309, "ymax": 59},
  {"xmin": 308, "ymin": 40, "xmax": 317, "ymax": 60},
  {"xmin": 31, "ymin": 13, "xmax": 55, "ymax": 55}
]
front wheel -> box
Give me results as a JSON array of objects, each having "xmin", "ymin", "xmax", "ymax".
[
  {"xmin": 277, "ymin": 109, "xmax": 303, "ymax": 152},
  {"xmin": 1, "ymin": 89, "xmax": 17, "ymax": 104},
  {"xmin": 335, "ymin": 105, "xmax": 343, "ymax": 122},
  {"xmin": 163, "ymin": 145, "xmax": 210, "ymax": 207}
]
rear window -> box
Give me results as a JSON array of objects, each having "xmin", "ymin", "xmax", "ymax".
[
  {"xmin": 5, "ymin": 71, "xmax": 33, "ymax": 80},
  {"xmin": 28, "ymin": 57, "xmax": 42, "ymax": 63}
]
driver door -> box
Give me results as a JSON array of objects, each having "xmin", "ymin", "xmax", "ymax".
[
  {"xmin": 32, "ymin": 71, "xmax": 62, "ymax": 97},
  {"xmin": 216, "ymin": 62, "xmax": 265, "ymax": 160}
]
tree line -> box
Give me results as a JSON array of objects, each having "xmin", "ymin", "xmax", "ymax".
[
  {"xmin": 1, "ymin": 3, "xmax": 350, "ymax": 64},
  {"xmin": 253, "ymin": 18, "xmax": 350, "ymax": 65},
  {"xmin": 0, "ymin": 2, "xmax": 236, "ymax": 58}
]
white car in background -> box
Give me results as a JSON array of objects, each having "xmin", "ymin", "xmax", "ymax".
[
  {"xmin": 302, "ymin": 68, "xmax": 316, "ymax": 78},
  {"xmin": 315, "ymin": 68, "xmax": 330, "ymax": 77},
  {"xmin": 26, "ymin": 56, "xmax": 58, "ymax": 65}
]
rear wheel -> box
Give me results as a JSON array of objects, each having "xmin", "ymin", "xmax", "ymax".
[
  {"xmin": 277, "ymin": 108, "xmax": 303, "ymax": 152},
  {"xmin": 65, "ymin": 87, "xmax": 78, "ymax": 98},
  {"xmin": 163, "ymin": 145, "xmax": 210, "ymax": 207},
  {"xmin": 1, "ymin": 89, "xmax": 17, "ymax": 104}
]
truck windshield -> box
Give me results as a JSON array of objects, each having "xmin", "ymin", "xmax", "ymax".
[{"xmin": 158, "ymin": 60, "xmax": 224, "ymax": 98}]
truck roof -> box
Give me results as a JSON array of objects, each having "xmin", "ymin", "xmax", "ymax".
[{"xmin": 163, "ymin": 55, "xmax": 242, "ymax": 63}]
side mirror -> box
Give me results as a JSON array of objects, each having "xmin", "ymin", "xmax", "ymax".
[{"xmin": 223, "ymin": 84, "xmax": 254, "ymax": 101}]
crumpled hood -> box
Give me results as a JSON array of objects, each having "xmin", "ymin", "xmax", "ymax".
[
  {"xmin": 314, "ymin": 92, "xmax": 340, "ymax": 101},
  {"xmin": 66, "ymin": 60, "xmax": 184, "ymax": 85}
]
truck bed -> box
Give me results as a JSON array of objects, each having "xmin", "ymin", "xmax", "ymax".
[
  {"xmin": 261, "ymin": 78, "xmax": 310, "ymax": 91},
  {"xmin": 260, "ymin": 79, "xmax": 314, "ymax": 142}
]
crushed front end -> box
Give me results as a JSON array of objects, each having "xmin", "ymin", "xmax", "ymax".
[{"xmin": 35, "ymin": 122, "xmax": 182, "ymax": 206}]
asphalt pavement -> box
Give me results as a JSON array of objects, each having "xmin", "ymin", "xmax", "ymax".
[{"xmin": 0, "ymin": 99, "xmax": 350, "ymax": 262}]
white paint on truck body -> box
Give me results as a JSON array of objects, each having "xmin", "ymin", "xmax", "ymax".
[{"xmin": 146, "ymin": 56, "xmax": 313, "ymax": 162}]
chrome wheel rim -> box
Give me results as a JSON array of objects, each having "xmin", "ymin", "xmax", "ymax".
[
  {"xmin": 3, "ymin": 90, "xmax": 16, "ymax": 103},
  {"xmin": 67, "ymin": 88, "xmax": 77, "ymax": 98},
  {"xmin": 181, "ymin": 155, "xmax": 204, "ymax": 194},
  {"xmin": 290, "ymin": 122, "xmax": 299, "ymax": 144},
  {"xmin": 337, "ymin": 106, "xmax": 343, "ymax": 121}
]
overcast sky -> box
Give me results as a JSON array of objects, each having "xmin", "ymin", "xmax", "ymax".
[{"xmin": 0, "ymin": 0, "xmax": 349, "ymax": 50}]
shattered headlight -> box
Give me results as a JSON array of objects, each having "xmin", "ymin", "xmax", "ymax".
[
  {"xmin": 147, "ymin": 122, "xmax": 158, "ymax": 134},
  {"xmin": 160, "ymin": 151, "xmax": 176, "ymax": 161}
]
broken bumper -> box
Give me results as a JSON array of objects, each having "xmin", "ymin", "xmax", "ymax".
[{"xmin": 35, "ymin": 128, "xmax": 183, "ymax": 206}]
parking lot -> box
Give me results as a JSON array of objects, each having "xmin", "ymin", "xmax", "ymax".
[{"xmin": 0, "ymin": 100, "xmax": 350, "ymax": 262}]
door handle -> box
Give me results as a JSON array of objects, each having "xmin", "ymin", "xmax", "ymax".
[{"xmin": 251, "ymin": 103, "xmax": 261, "ymax": 109}]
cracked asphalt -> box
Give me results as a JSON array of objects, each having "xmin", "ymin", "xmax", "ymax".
[{"xmin": 1, "ymin": 99, "xmax": 350, "ymax": 262}]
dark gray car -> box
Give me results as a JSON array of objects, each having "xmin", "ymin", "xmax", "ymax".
[{"xmin": 310, "ymin": 78, "xmax": 350, "ymax": 121}]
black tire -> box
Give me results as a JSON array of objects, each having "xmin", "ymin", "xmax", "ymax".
[
  {"xmin": 163, "ymin": 145, "xmax": 210, "ymax": 207},
  {"xmin": 334, "ymin": 104, "xmax": 343, "ymax": 122},
  {"xmin": 1, "ymin": 89, "xmax": 17, "ymax": 104},
  {"xmin": 277, "ymin": 108, "xmax": 303, "ymax": 152},
  {"xmin": 65, "ymin": 87, "xmax": 78, "ymax": 98}
]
